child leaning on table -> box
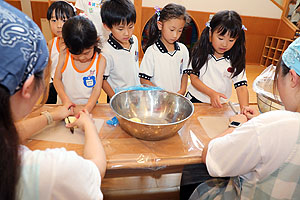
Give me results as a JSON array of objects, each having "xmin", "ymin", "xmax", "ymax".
[
  {"xmin": 46, "ymin": 1, "xmax": 76, "ymax": 103},
  {"xmin": 53, "ymin": 15, "xmax": 106, "ymax": 113},
  {"xmin": 186, "ymin": 10, "xmax": 249, "ymax": 110},
  {"xmin": 139, "ymin": 3, "xmax": 190, "ymax": 95},
  {"xmin": 100, "ymin": 0, "xmax": 140, "ymax": 101}
]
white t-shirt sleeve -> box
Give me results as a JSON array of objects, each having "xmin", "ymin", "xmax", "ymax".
[
  {"xmin": 206, "ymin": 110, "xmax": 300, "ymax": 181},
  {"xmin": 101, "ymin": 50, "xmax": 112, "ymax": 77},
  {"xmin": 139, "ymin": 47, "xmax": 155, "ymax": 77},
  {"xmin": 232, "ymin": 69, "xmax": 247, "ymax": 85},
  {"xmin": 20, "ymin": 147, "xmax": 102, "ymax": 200},
  {"xmin": 75, "ymin": 0, "xmax": 85, "ymax": 11},
  {"xmin": 181, "ymin": 44, "xmax": 189, "ymax": 71}
]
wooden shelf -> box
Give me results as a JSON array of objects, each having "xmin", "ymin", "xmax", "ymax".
[{"xmin": 260, "ymin": 36, "xmax": 293, "ymax": 67}]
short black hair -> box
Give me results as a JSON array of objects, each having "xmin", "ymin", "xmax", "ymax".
[
  {"xmin": 62, "ymin": 16, "xmax": 99, "ymax": 55},
  {"xmin": 47, "ymin": 1, "xmax": 76, "ymax": 21},
  {"xmin": 101, "ymin": 0, "xmax": 136, "ymax": 28}
]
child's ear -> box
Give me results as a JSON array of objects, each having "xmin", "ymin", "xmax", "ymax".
[
  {"xmin": 157, "ymin": 21, "xmax": 163, "ymax": 31},
  {"xmin": 103, "ymin": 24, "xmax": 111, "ymax": 31}
]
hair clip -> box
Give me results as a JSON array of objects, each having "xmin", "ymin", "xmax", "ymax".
[
  {"xmin": 241, "ymin": 25, "xmax": 247, "ymax": 31},
  {"xmin": 205, "ymin": 22, "xmax": 210, "ymax": 28},
  {"xmin": 154, "ymin": 6, "xmax": 160, "ymax": 21}
]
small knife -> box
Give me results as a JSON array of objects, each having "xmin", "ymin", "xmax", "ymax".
[{"xmin": 66, "ymin": 117, "xmax": 74, "ymax": 134}]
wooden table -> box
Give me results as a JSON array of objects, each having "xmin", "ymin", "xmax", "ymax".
[{"xmin": 26, "ymin": 103, "xmax": 237, "ymax": 178}]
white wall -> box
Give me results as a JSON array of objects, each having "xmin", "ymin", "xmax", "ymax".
[{"xmin": 142, "ymin": 0, "xmax": 282, "ymax": 19}]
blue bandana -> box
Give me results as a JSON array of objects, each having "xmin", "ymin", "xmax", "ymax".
[
  {"xmin": 0, "ymin": 1, "xmax": 48, "ymax": 95},
  {"xmin": 282, "ymin": 37, "xmax": 300, "ymax": 76}
]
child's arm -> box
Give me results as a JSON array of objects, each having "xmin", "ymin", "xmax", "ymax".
[
  {"xmin": 236, "ymin": 85, "xmax": 249, "ymax": 110},
  {"xmin": 53, "ymin": 51, "xmax": 73, "ymax": 106},
  {"xmin": 190, "ymin": 74, "xmax": 227, "ymax": 108},
  {"xmin": 102, "ymin": 79, "xmax": 115, "ymax": 99},
  {"xmin": 84, "ymin": 56, "xmax": 106, "ymax": 112},
  {"xmin": 140, "ymin": 78, "xmax": 155, "ymax": 87},
  {"xmin": 67, "ymin": 109, "xmax": 106, "ymax": 178},
  {"xmin": 177, "ymin": 73, "xmax": 188, "ymax": 95}
]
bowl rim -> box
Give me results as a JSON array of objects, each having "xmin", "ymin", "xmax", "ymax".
[{"xmin": 109, "ymin": 90, "xmax": 194, "ymax": 126}]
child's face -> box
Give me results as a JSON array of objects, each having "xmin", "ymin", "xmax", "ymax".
[
  {"xmin": 72, "ymin": 46, "xmax": 94, "ymax": 63},
  {"xmin": 210, "ymin": 30, "xmax": 237, "ymax": 58},
  {"xmin": 157, "ymin": 18, "xmax": 185, "ymax": 46},
  {"xmin": 49, "ymin": 10, "xmax": 67, "ymax": 37},
  {"xmin": 109, "ymin": 22, "xmax": 135, "ymax": 46}
]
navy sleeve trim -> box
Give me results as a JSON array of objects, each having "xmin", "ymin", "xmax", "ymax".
[
  {"xmin": 139, "ymin": 73, "xmax": 152, "ymax": 80},
  {"xmin": 103, "ymin": 75, "xmax": 109, "ymax": 80},
  {"xmin": 183, "ymin": 69, "xmax": 190, "ymax": 74},
  {"xmin": 234, "ymin": 80, "xmax": 248, "ymax": 89},
  {"xmin": 190, "ymin": 70, "xmax": 200, "ymax": 77}
]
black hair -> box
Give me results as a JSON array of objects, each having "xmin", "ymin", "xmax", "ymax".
[
  {"xmin": 101, "ymin": 0, "xmax": 136, "ymax": 29},
  {"xmin": 62, "ymin": 16, "xmax": 100, "ymax": 55},
  {"xmin": 0, "ymin": 86, "xmax": 20, "ymax": 200},
  {"xmin": 47, "ymin": 1, "xmax": 76, "ymax": 21},
  {"xmin": 143, "ymin": 3, "xmax": 190, "ymax": 52},
  {"xmin": 190, "ymin": 10, "xmax": 246, "ymax": 78}
]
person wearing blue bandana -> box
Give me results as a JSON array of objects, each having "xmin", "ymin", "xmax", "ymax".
[
  {"xmin": 0, "ymin": 1, "xmax": 106, "ymax": 199},
  {"xmin": 189, "ymin": 37, "xmax": 300, "ymax": 199}
]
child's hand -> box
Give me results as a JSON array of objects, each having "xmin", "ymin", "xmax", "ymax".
[
  {"xmin": 66, "ymin": 109, "xmax": 95, "ymax": 132},
  {"xmin": 50, "ymin": 104, "xmax": 75, "ymax": 121},
  {"xmin": 242, "ymin": 106, "xmax": 260, "ymax": 120},
  {"xmin": 209, "ymin": 91, "xmax": 227, "ymax": 108}
]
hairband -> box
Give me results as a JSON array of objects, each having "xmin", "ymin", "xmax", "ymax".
[
  {"xmin": 205, "ymin": 21, "xmax": 247, "ymax": 31},
  {"xmin": 154, "ymin": 6, "xmax": 160, "ymax": 21}
]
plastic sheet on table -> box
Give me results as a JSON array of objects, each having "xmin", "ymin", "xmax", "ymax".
[{"xmin": 253, "ymin": 64, "xmax": 284, "ymax": 112}]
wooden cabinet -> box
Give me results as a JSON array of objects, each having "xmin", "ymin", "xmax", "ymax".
[{"xmin": 260, "ymin": 36, "xmax": 293, "ymax": 67}]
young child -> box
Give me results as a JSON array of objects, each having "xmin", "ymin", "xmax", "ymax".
[
  {"xmin": 139, "ymin": 4, "xmax": 190, "ymax": 95},
  {"xmin": 100, "ymin": 0, "xmax": 140, "ymax": 100},
  {"xmin": 187, "ymin": 10, "xmax": 249, "ymax": 110},
  {"xmin": 75, "ymin": 0, "xmax": 110, "ymax": 44},
  {"xmin": 53, "ymin": 15, "xmax": 106, "ymax": 113},
  {"xmin": 46, "ymin": 1, "xmax": 76, "ymax": 104}
]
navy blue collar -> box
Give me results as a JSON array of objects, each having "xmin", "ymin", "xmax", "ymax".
[
  {"xmin": 155, "ymin": 39, "xmax": 180, "ymax": 56},
  {"xmin": 108, "ymin": 33, "xmax": 134, "ymax": 51}
]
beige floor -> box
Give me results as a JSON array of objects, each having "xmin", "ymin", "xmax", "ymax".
[{"xmin": 101, "ymin": 64, "xmax": 265, "ymax": 200}]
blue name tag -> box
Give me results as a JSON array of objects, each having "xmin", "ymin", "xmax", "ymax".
[{"xmin": 83, "ymin": 76, "xmax": 96, "ymax": 88}]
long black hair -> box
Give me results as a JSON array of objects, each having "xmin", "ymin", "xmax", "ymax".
[
  {"xmin": 191, "ymin": 10, "xmax": 246, "ymax": 78},
  {"xmin": 0, "ymin": 69, "xmax": 45, "ymax": 200},
  {"xmin": 143, "ymin": 3, "xmax": 190, "ymax": 52},
  {"xmin": 46, "ymin": 1, "xmax": 76, "ymax": 21},
  {"xmin": 63, "ymin": 16, "xmax": 100, "ymax": 55}
]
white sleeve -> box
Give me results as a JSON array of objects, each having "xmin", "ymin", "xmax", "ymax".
[
  {"xmin": 206, "ymin": 121, "xmax": 261, "ymax": 177},
  {"xmin": 101, "ymin": 50, "xmax": 112, "ymax": 77},
  {"xmin": 232, "ymin": 69, "xmax": 247, "ymax": 85},
  {"xmin": 139, "ymin": 47, "xmax": 154, "ymax": 77},
  {"xmin": 39, "ymin": 148, "xmax": 102, "ymax": 200},
  {"xmin": 75, "ymin": 0, "xmax": 85, "ymax": 11},
  {"xmin": 181, "ymin": 44, "xmax": 189, "ymax": 71},
  {"xmin": 206, "ymin": 110, "xmax": 300, "ymax": 180}
]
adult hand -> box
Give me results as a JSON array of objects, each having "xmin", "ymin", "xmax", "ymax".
[
  {"xmin": 50, "ymin": 104, "xmax": 75, "ymax": 121},
  {"xmin": 209, "ymin": 91, "xmax": 227, "ymax": 108},
  {"xmin": 242, "ymin": 106, "xmax": 260, "ymax": 120}
]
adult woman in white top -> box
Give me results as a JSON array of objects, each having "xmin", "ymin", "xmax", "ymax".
[
  {"xmin": 0, "ymin": 1, "xmax": 106, "ymax": 199},
  {"xmin": 189, "ymin": 37, "xmax": 300, "ymax": 199}
]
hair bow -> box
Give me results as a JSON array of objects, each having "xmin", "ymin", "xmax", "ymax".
[{"xmin": 154, "ymin": 6, "xmax": 160, "ymax": 21}]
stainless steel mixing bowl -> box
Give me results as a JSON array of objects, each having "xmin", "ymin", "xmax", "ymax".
[{"xmin": 110, "ymin": 90, "xmax": 194, "ymax": 141}]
